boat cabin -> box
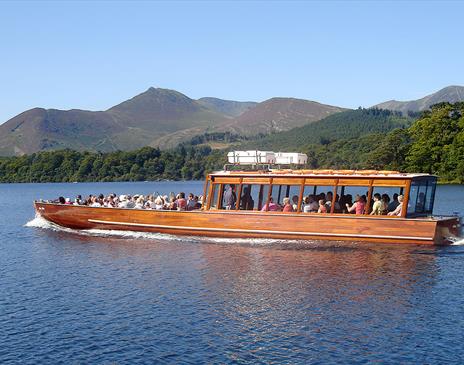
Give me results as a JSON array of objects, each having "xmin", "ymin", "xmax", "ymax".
[{"xmin": 203, "ymin": 169, "xmax": 437, "ymax": 218}]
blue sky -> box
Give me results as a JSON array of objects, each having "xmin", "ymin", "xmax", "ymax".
[{"xmin": 1, "ymin": 0, "xmax": 463, "ymax": 122}]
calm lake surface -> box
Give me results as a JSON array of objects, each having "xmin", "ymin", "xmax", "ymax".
[{"xmin": 1, "ymin": 181, "xmax": 464, "ymax": 364}]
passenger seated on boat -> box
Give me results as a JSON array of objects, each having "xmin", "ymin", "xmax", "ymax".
[
  {"xmin": 282, "ymin": 197, "xmax": 294, "ymax": 212},
  {"xmin": 261, "ymin": 197, "xmax": 280, "ymax": 211},
  {"xmin": 127, "ymin": 195, "xmax": 136, "ymax": 209},
  {"xmin": 144, "ymin": 195, "xmax": 155, "ymax": 209},
  {"xmin": 388, "ymin": 195, "xmax": 403, "ymax": 216},
  {"xmin": 309, "ymin": 195, "xmax": 319, "ymax": 212},
  {"xmin": 326, "ymin": 191, "xmax": 341, "ymax": 212},
  {"xmin": 291, "ymin": 195, "xmax": 299, "ymax": 211},
  {"xmin": 74, "ymin": 195, "xmax": 83, "ymax": 205},
  {"xmin": 55, "ymin": 196, "xmax": 65, "ymax": 204},
  {"xmin": 90, "ymin": 196, "xmax": 102, "ymax": 207},
  {"xmin": 168, "ymin": 196, "xmax": 177, "ymax": 210},
  {"xmin": 153, "ymin": 196, "xmax": 164, "ymax": 210},
  {"xmin": 302, "ymin": 196, "xmax": 311, "ymax": 213},
  {"xmin": 325, "ymin": 192, "xmax": 333, "ymax": 211},
  {"xmin": 379, "ymin": 194, "xmax": 388, "ymax": 215},
  {"xmin": 388, "ymin": 193, "xmax": 399, "ymax": 212},
  {"xmin": 104, "ymin": 195, "xmax": 116, "ymax": 207},
  {"xmin": 176, "ymin": 192, "xmax": 187, "ymax": 211},
  {"xmin": 134, "ymin": 196, "xmax": 145, "ymax": 209},
  {"xmin": 302, "ymin": 195, "xmax": 318, "ymax": 213},
  {"xmin": 318, "ymin": 199, "xmax": 327, "ymax": 213},
  {"xmin": 223, "ymin": 185, "xmax": 237, "ymax": 210},
  {"xmin": 186, "ymin": 193, "xmax": 196, "ymax": 211},
  {"xmin": 339, "ymin": 194, "xmax": 353, "ymax": 213},
  {"xmin": 333, "ymin": 194, "xmax": 342, "ymax": 213},
  {"xmin": 381, "ymin": 193, "xmax": 390, "ymax": 212},
  {"xmin": 240, "ymin": 187, "xmax": 254, "ymax": 210},
  {"xmin": 345, "ymin": 194, "xmax": 365, "ymax": 214},
  {"xmin": 370, "ymin": 193, "xmax": 385, "ymax": 215},
  {"xmin": 118, "ymin": 195, "xmax": 130, "ymax": 208},
  {"xmin": 84, "ymin": 195, "xmax": 93, "ymax": 205},
  {"xmin": 195, "ymin": 195, "xmax": 203, "ymax": 209},
  {"xmin": 191, "ymin": 195, "xmax": 201, "ymax": 210}
]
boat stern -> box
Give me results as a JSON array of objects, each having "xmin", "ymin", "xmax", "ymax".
[{"xmin": 434, "ymin": 217, "xmax": 461, "ymax": 245}]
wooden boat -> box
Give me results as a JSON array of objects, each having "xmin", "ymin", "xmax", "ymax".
[{"xmin": 34, "ymin": 166, "xmax": 461, "ymax": 245}]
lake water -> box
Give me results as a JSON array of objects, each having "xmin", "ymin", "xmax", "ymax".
[{"xmin": 1, "ymin": 182, "xmax": 464, "ymax": 364}]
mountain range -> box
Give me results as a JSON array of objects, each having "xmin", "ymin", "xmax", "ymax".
[
  {"xmin": 0, "ymin": 88, "xmax": 344, "ymax": 155},
  {"xmin": 373, "ymin": 85, "xmax": 464, "ymax": 113},
  {"xmin": 0, "ymin": 85, "xmax": 463, "ymax": 156}
]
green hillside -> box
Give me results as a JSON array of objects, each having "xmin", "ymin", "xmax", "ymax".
[
  {"xmin": 0, "ymin": 102, "xmax": 462, "ymax": 183},
  {"xmin": 239, "ymin": 108, "xmax": 412, "ymax": 151},
  {"xmin": 293, "ymin": 102, "xmax": 464, "ymax": 183}
]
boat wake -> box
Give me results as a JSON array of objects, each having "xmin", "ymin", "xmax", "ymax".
[
  {"xmin": 24, "ymin": 215, "xmax": 285, "ymax": 246},
  {"xmin": 449, "ymin": 236, "xmax": 464, "ymax": 245},
  {"xmin": 26, "ymin": 215, "xmax": 193, "ymax": 241}
]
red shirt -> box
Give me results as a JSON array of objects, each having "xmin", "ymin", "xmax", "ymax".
[
  {"xmin": 355, "ymin": 202, "xmax": 365, "ymax": 215},
  {"xmin": 283, "ymin": 204, "xmax": 294, "ymax": 212},
  {"xmin": 176, "ymin": 198, "xmax": 187, "ymax": 210}
]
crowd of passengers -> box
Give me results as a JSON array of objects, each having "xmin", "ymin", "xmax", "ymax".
[
  {"xmin": 223, "ymin": 185, "xmax": 404, "ymax": 216},
  {"xmin": 52, "ymin": 187, "xmax": 404, "ymax": 216},
  {"xmin": 53, "ymin": 192, "xmax": 204, "ymax": 211}
]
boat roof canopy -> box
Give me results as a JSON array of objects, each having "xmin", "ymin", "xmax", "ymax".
[{"xmin": 209, "ymin": 169, "xmax": 435, "ymax": 180}]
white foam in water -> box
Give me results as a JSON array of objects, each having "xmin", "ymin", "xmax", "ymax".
[
  {"xmin": 25, "ymin": 215, "xmax": 75, "ymax": 233},
  {"xmin": 449, "ymin": 236, "xmax": 464, "ymax": 245},
  {"xmin": 25, "ymin": 214, "xmax": 282, "ymax": 245},
  {"xmin": 26, "ymin": 215, "xmax": 188, "ymax": 241}
]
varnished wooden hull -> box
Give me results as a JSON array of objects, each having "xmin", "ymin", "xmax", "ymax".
[{"xmin": 34, "ymin": 202, "xmax": 460, "ymax": 245}]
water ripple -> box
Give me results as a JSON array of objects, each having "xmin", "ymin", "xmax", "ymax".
[{"xmin": 2, "ymin": 182, "xmax": 464, "ymax": 363}]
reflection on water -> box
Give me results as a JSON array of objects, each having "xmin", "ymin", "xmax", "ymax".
[{"xmin": 2, "ymin": 182, "xmax": 464, "ymax": 363}]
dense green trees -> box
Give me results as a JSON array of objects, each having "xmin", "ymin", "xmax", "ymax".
[
  {"xmin": 0, "ymin": 103, "xmax": 462, "ymax": 183},
  {"xmin": 240, "ymin": 108, "xmax": 412, "ymax": 151},
  {"xmin": 406, "ymin": 102, "xmax": 464, "ymax": 182},
  {"xmin": 0, "ymin": 146, "xmax": 226, "ymax": 183},
  {"xmin": 294, "ymin": 103, "xmax": 464, "ymax": 183}
]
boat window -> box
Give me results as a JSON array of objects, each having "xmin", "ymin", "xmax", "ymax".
[
  {"xmin": 336, "ymin": 185, "xmax": 369, "ymax": 214},
  {"xmin": 238, "ymin": 184, "xmax": 255, "ymax": 210},
  {"xmin": 238, "ymin": 184, "xmax": 271, "ymax": 211},
  {"xmin": 203, "ymin": 179, "xmax": 210, "ymax": 208},
  {"xmin": 300, "ymin": 185, "xmax": 318, "ymax": 212},
  {"xmin": 424, "ymin": 179, "xmax": 436, "ymax": 213},
  {"xmin": 370, "ymin": 186, "xmax": 403, "ymax": 215},
  {"xmin": 219, "ymin": 184, "xmax": 238, "ymax": 210},
  {"xmin": 407, "ymin": 178, "xmax": 436, "ymax": 217},
  {"xmin": 258, "ymin": 184, "xmax": 271, "ymax": 211},
  {"xmin": 209, "ymin": 184, "xmax": 220, "ymax": 209},
  {"xmin": 267, "ymin": 185, "xmax": 301, "ymax": 211}
]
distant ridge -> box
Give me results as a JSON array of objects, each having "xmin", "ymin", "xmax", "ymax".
[
  {"xmin": 197, "ymin": 97, "xmax": 257, "ymax": 117},
  {"xmin": 0, "ymin": 88, "xmax": 345, "ymax": 156},
  {"xmin": 3, "ymin": 85, "xmax": 460, "ymax": 156},
  {"xmin": 0, "ymin": 88, "xmax": 229, "ymax": 156},
  {"xmin": 214, "ymin": 97, "xmax": 346, "ymax": 136},
  {"xmin": 374, "ymin": 85, "xmax": 464, "ymax": 113}
]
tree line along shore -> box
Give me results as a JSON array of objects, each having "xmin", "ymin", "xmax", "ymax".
[{"xmin": 0, "ymin": 102, "xmax": 462, "ymax": 184}]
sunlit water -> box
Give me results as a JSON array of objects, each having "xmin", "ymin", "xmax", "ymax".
[{"xmin": 1, "ymin": 182, "xmax": 464, "ymax": 364}]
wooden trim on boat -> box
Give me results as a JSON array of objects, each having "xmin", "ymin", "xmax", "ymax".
[
  {"xmin": 402, "ymin": 179, "xmax": 411, "ymax": 218},
  {"xmin": 87, "ymin": 218, "xmax": 433, "ymax": 242}
]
